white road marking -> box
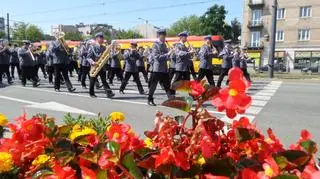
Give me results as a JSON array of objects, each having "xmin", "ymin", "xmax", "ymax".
[
  {"xmin": 252, "ymin": 95, "xmax": 271, "ymax": 101},
  {"xmin": 251, "ymin": 99, "xmax": 268, "ymax": 107},
  {"xmin": 0, "ymin": 94, "xmax": 96, "ymax": 116},
  {"xmin": 220, "ymin": 114, "xmax": 255, "ymax": 124}
]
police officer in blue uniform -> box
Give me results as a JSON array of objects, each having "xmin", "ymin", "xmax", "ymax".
[
  {"xmin": 87, "ymin": 32, "xmax": 115, "ymax": 98},
  {"xmin": 45, "ymin": 48, "xmax": 54, "ymax": 84},
  {"xmin": 147, "ymin": 29, "xmax": 173, "ymax": 106},
  {"xmin": 18, "ymin": 40, "xmax": 39, "ymax": 87},
  {"xmin": 10, "ymin": 44, "xmax": 21, "ymax": 80},
  {"xmin": 240, "ymin": 51, "xmax": 251, "ymax": 82},
  {"xmin": 217, "ymin": 39, "xmax": 234, "ymax": 87},
  {"xmin": 168, "ymin": 43, "xmax": 177, "ymax": 83},
  {"xmin": 137, "ymin": 46, "xmax": 148, "ymax": 83},
  {"xmin": 197, "ymin": 35, "xmax": 218, "ymax": 86},
  {"xmin": 119, "ymin": 41, "xmax": 145, "ymax": 95},
  {"xmin": 79, "ymin": 41, "xmax": 91, "ymax": 88},
  {"xmin": 48, "ymin": 36, "xmax": 75, "ymax": 92}
]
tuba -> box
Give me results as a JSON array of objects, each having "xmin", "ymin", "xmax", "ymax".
[
  {"xmin": 89, "ymin": 43, "xmax": 112, "ymax": 77},
  {"xmin": 55, "ymin": 32, "xmax": 70, "ymax": 55}
]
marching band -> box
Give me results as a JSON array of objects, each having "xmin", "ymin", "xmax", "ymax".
[{"xmin": 0, "ymin": 29, "xmax": 251, "ymax": 106}]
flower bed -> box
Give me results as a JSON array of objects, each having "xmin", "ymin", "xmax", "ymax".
[{"xmin": 0, "ymin": 68, "xmax": 319, "ymax": 179}]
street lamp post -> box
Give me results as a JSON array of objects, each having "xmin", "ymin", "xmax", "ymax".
[
  {"xmin": 138, "ymin": 17, "xmax": 148, "ymax": 38},
  {"xmin": 268, "ymin": 0, "xmax": 278, "ymax": 78}
]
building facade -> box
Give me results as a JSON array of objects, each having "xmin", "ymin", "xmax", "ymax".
[
  {"xmin": 134, "ymin": 23, "xmax": 158, "ymax": 39},
  {"xmin": 51, "ymin": 25, "xmax": 78, "ymax": 36},
  {"xmin": 0, "ymin": 17, "xmax": 5, "ymax": 32},
  {"xmin": 241, "ymin": 0, "xmax": 320, "ymax": 71}
]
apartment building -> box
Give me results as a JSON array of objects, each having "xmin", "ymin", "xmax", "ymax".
[{"xmin": 241, "ymin": 0, "xmax": 320, "ymax": 71}]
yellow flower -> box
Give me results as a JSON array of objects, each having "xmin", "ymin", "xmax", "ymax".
[
  {"xmin": 32, "ymin": 154, "xmax": 51, "ymax": 166},
  {"xmin": 197, "ymin": 156, "xmax": 206, "ymax": 166},
  {"xmin": 144, "ymin": 137, "xmax": 153, "ymax": 148},
  {"xmin": 264, "ymin": 164, "xmax": 274, "ymax": 177},
  {"xmin": 0, "ymin": 152, "xmax": 14, "ymax": 173},
  {"xmin": 0, "ymin": 113, "xmax": 8, "ymax": 126},
  {"xmin": 109, "ymin": 112, "xmax": 125, "ymax": 122},
  {"xmin": 69, "ymin": 125, "xmax": 97, "ymax": 141}
]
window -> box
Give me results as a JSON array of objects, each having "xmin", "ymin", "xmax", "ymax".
[
  {"xmin": 300, "ymin": 6, "xmax": 312, "ymax": 17},
  {"xmin": 252, "ymin": 9, "xmax": 263, "ymax": 25},
  {"xmin": 251, "ymin": 31, "xmax": 261, "ymax": 47},
  {"xmin": 298, "ymin": 29, "xmax": 310, "ymax": 41},
  {"xmin": 276, "ymin": 30, "xmax": 284, "ymax": 41},
  {"xmin": 277, "ymin": 8, "xmax": 285, "ymax": 19}
]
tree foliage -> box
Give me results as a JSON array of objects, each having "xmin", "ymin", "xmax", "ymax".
[
  {"xmin": 230, "ymin": 18, "xmax": 242, "ymax": 43},
  {"xmin": 115, "ymin": 29, "xmax": 143, "ymax": 39},
  {"xmin": 64, "ymin": 31, "xmax": 84, "ymax": 41},
  {"xmin": 12, "ymin": 22, "xmax": 44, "ymax": 42},
  {"xmin": 200, "ymin": 4, "xmax": 229, "ymax": 36},
  {"xmin": 167, "ymin": 15, "xmax": 202, "ymax": 37},
  {"xmin": 0, "ymin": 31, "xmax": 5, "ymax": 39}
]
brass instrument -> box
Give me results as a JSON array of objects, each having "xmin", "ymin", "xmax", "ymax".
[
  {"xmin": 165, "ymin": 41, "xmax": 174, "ymax": 56},
  {"xmin": 115, "ymin": 43, "xmax": 123, "ymax": 61},
  {"xmin": 28, "ymin": 48, "xmax": 36, "ymax": 61},
  {"xmin": 55, "ymin": 32, "xmax": 70, "ymax": 55},
  {"xmin": 89, "ymin": 44, "xmax": 112, "ymax": 77},
  {"xmin": 186, "ymin": 41, "xmax": 197, "ymax": 61}
]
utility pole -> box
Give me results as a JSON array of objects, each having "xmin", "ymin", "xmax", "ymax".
[
  {"xmin": 268, "ymin": 0, "xmax": 278, "ymax": 78},
  {"xmin": 6, "ymin": 13, "xmax": 10, "ymax": 43},
  {"xmin": 138, "ymin": 17, "xmax": 148, "ymax": 38}
]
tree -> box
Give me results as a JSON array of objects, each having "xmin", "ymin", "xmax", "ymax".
[
  {"xmin": 200, "ymin": 4, "xmax": 229, "ymax": 37},
  {"xmin": 12, "ymin": 22, "xmax": 44, "ymax": 42},
  {"xmin": 0, "ymin": 31, "xmax": 5, "ymax": 39},
  {"xmin": 26, "ymin": 25, "xmax": 44, "ymax": 42},
  {"xmin": 230, "ymin": 18, "xmax": 241, "ymax": 43},
  {"xmin": 167, "ymin": 15, "xmax": 202, "ymax": 36},
  {"xmin": 115, "ymin": 29, "xmax": 143, "ymax": 39},
  {"xmin": 64, "ymin": 31, "xmax": 84, "ymax": 41}
]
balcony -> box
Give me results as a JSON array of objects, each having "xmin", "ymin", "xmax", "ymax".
[
  {"xmin": 247, "ymin": 20, "xmax": 264, "ymax": 29},
  {"xmin": 244, "ymin": 41, "xmax": 264, "ymax": 50},
  {"xmin": 248, "ymin": 0, "xmax": 264, "ymax": 8}
]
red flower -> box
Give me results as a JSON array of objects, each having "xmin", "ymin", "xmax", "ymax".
[
  {"xmin": 81, "ymin": 166, "xmax": 97, "ymax": 179},
  {"xmin": 98, "ymin": 150, "xmax": 115, "ymax": 169},
  {"xmin": 212, "ymin": 68, "xmax": 252, "ymax": 119},
  {"xmin": 190, "ymin": 80, "xmax": 205, "ymax": 97},
  {"xmin": 154, "ymin": 147, "xmax": 175, "ymax": 168},
  {"xmin": 240, "ymin": 168, "xmax": 259, "ymax": 179},
  {"xmin": 47, "ymin": 162, "xmax": 76, "ymax": 179},
  {"xmin": 199, "ymin": 124, "xmax": 220, "ymax": 159}
]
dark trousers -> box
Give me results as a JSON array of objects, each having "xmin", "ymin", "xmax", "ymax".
[
  {"xmin": 148, "ymin": 72, "xmax": 171, "ymax": 100},
  {"xmin": 168, "ymin": 68, "xmax": 175, "ymax": 83},
  {"xmin": 0, "ymin": 64, "xmax": 12, "ymax": 83},
  {"xmin": 46, "ymin": 66, "xmax": 54, "ymax": 83},
  {"xmin": 81, "ymin": 66, "xmax": 90, "ymax": 87},
  {"xmin": 21, "ymin": 66, "xmax": 37, "ymax": 86},
  {"xmin": 197, "ymin": 68, "xmax": 215, "ymax": 86},
  {"xmin": 120, "ymin": 72, "xmax": 144, "ymax": 93},
  {"xmin": 69, "ymin": 61, "xmax": 79, "ymax": 75},
  {"xmin": 189, "ymin": 63, "xmax": 197, "ymax": 79},
  {"xmin": 10, "ymin": 63, "xmax": 21, "ymax": 79},
  {"xmin": 78, "ymin": 65, "xmax": 83, "ymax": 82},
  {"xmin": 241, "ymin": 68, "xmax": 251, "ymax": 82},
  {"xmin": 54, "ymin": 64, "xmax": 73, "ymax": 90},
  {"xmin": 137, "ymin": 66, "xmax": 148, "ymax": 83},
  {"xmin": 109, "ymin": 68, "xmax": 123, "ymax": 84},
  {"xmin": 36, "ymin": 64, "xmax": 46, "ymax": 77},
  {"xmin": 89, "ymin": 70, "xmax": 112, "ymax": 95},
  {"xmin": 217, "ymin": 68, "xmax": 230, "ymax": 87}
]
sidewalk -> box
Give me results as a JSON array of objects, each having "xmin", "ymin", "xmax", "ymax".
[{"xmin": 251, "ymin": 71, "xmax": 320, "ymax": 81}]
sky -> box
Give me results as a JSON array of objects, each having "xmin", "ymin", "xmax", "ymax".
[{"xmin": 0, "ymin": 0, "xmax": 243, "ymax": 34}]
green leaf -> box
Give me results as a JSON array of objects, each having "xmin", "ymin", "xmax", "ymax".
[
  {"xmin": 97, "ymin": 169, "xmax": 108, "ymax": 179},
  {"xmin": 122, "ymin": 152, "xmax": 143, "ymax": 178},
  {"xmin": 174, "ymin": 165, "xmax": 201, "ymax": 178},
  {"xmin": 162, "ymin": 97, "xmax": 192, "ymax": 112},
  {"xmin": 300, "ymin": 140, "xmax": 318, "ymax": 154},
  {"xmin": 106, "ymin": 141, "xmax": 120, "ymax": 155},
  {"xmin": 276, "ymin": 150, "xmax": 311, "ymax": 170},
  {"xmin": 235, "ymin": 127, "xmax": 261, "ymax": 143},
  {"xmin": 55, "ymin": 138, "xmax": 75, "ymax": 152},
  {"xmin": 272, "ymin": 175, "xmax": 299, "ymax": 179},
  {"xmin": 80, "ymin": 152, "xmax": 98, "ymax": 164},
  {"xmin": 32, "ymin": 169, "xmax": 54, "ymax": 179},
  {"xmin": 56, "ymin": 151, "xmax": 76, "ymax": 166},
  {"xmin": 236, "ymin": 158, "xmax": 261, "ymax": 171},
  {"xmin": 202, "ymin": 86, "xmax": 220, "ymax": 101},
  {"xmin": 202, "ymin": 157, "xmax": 237, "ymax": 177},
  {"xmin": 171, "ymin": 80, "xmax": 192, "ymax": 92},
  {"xmin": 274, "ymin": 156, "xmax": 288, "ymax": 170},
  {"xmin": 58, "ymin": 125, "xmax": 73, "ymax": 137}
]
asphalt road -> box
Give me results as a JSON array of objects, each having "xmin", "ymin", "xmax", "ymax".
[{"xmin": 1, "ymin": 74, "xmax": 318, "ymax": 148}]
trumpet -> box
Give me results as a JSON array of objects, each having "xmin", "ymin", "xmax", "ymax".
[{"xmin": 55, "ymin": 32, "xmax": 70, "ymax": 55}]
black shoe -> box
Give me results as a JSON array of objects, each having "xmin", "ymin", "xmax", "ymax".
[
  {"xmin": 148, "ymin": 99, "xmax": 156, "ymax": 106},
  {"xmin": 82, "ymin": 86, "xmax": 87, "ymax": 89},
  {"xmin": 55, "ymin": 89, "xmax": 61, "ymax": 92},
  {"xmin": 8, "ymin": 81, "xmax": 13, "ymax": 85},
  {"xmin": 44, "ymin": 75, "xmax": 47, "ymax": 79},
  {"xmin": 119, "ymin": 90, "xmax": 124, "ymax": 94},
  {"xmin": 22, "ymin": 84, "xmax": 26, "ymax": 87},
  {"xmin": 107, "ymin": 92, "xmax": 115, "ymax": 98},
  {"xmin": 61, "ymin": 81, "xmax": 65, "ymax": 85},
  {"xmin": 68, "ymin": 88, "xmax": 76, "ymax": 92},
  {"xmin": 90, "ymin": 94, "xmax": 97, "ymax": 98},
  {"xmin": 33, "ymin": 83, "xmax": 40, "ymax": 87},
  {"xmin": 139, "ymin": 91, "xmax": 145, "ymax": 95}
]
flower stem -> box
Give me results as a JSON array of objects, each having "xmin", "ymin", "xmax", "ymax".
[{"xmin": 118, "ymin": 164, "xmax": 134, "ymax": 179}]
